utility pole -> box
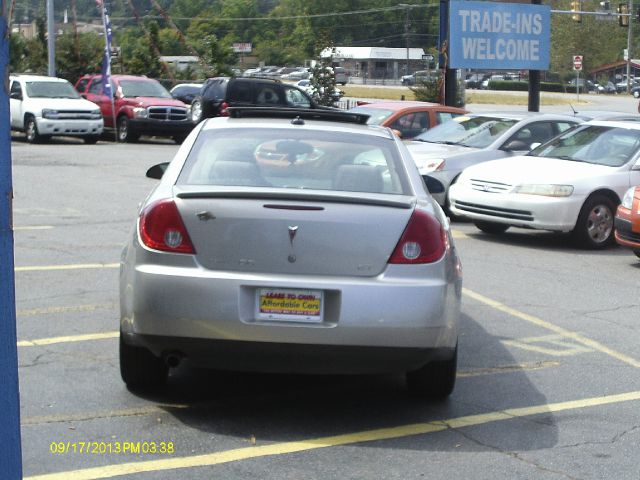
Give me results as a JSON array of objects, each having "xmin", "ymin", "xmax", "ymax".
[
  {"xmin": 626, "ymin": 0, "xmax": 633, "ymax": 93},
  {"xmin": 529, "ymin": 0, "xmax": 541, "ymax": 111},
  {"xmin": 47, "ymin": 0, "xmax": 55, "ymax": 76},
  {"xmin": 404, "ymin": 4, "xmax": 410, "ymax": 76},
  {"xmin": 1, "ymin": 3, "xmax": 24, "ymax": 479}
]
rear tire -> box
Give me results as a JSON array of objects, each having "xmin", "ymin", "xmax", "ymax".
[
  {"xmin": 633, "ymin": 249, "xmax": 640, "ymax": 259},
  {"xmin": 571, "ymin": 195, "xmax": 615, "ymax": 249},
  {"xmin": 406, "ymin": 344, "xmax": 457, "ymax": 399},
  {"xmin": 119, "ymin": 334, "xmax": 168, "ymax": 389},
  {"xmin": 474, "ymin": 220, "xmax": 510, "ymax": 234}
]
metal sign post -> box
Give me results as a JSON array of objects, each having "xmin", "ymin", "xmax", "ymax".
[
  {"xmin": 0, "ymin": 4, "xmax": 24, "ymax": 479},
  {"xmin": 573, "ymin": 54, "xmax": 583, "ymax": 102}
]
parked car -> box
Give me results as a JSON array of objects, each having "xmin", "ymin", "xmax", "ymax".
[
  {"xmin": 119, "ymin": 107, "xmax": 462, "ymax": 397},
  {"xmin": 190, "ymin": 77, "xmax": 322, "ymax": 123},
  {"xmin": 614, "ymin": 186, "xmax": 640, "ymax": 258},
  {"xmin": 169, "ymin": 83, "xmax": 203, "ymax": 105},
  {"xmin": 567, "ymin": 78, "xmax": 596, "ymax": 93},
  {"xmin": 481, "ymin": 74, "xmax": 506, "ymax": 89},
  {"xmin": 631, "ymin": 84, "xmax": 640, "ymax": 98},
  {"xmin": 333, "ymin": 66, "xmax": 349, "ymax": 85},
  {"xmin": 401, "ymin": 70, "xmax": 430, "ymax": 86},
  {"xmin": 75, "ymin": 74, "xmax": 192, "ymax": 143},
  {"xmin": 464, "ymin": 73, "xmax": 488, "ymax": 89},
  {"xmin": 595, "ymin": 81, "xmax": 617, "ymax": 94},
  {"xmin": 406, "ymin": 112, "xmax": 584, "ymax": 209},
  {"xmin": 348, "ymin": 101, "xmax": 467, "ymax": 140},
  {"xmin": 449, "ymin": 120, "xmax": 640, "ymax": 248},
  {"xmin": 9, "ymin": 74, "xmax": 103, "ymax": 144}
]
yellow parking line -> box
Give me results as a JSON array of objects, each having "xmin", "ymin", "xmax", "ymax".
[
  {"xmin": 463, "ymin": 288, "xmax": 640, "ymax": 369},
  {"xmin": 451, "ymin": 230, "xmax": 468, "ymax": 239},
  {"xmin": 24, "ymin": 390, "xmax": 640, "ymax": 480},
  {"xmin": 15, "ymin": 263, "xmax": 119, "ymax": 272},
  {"xmin": 17, "ymin": 332, "xmax": 118, "ymax": 347},
  {"xmin": 17, "ymin": 304, "xmax": 116, "ymax": 317}
]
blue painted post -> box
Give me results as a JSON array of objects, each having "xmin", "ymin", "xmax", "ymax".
[{"xmin": 0, "ymin": 4, "xmax": 24, "ymax": 479}]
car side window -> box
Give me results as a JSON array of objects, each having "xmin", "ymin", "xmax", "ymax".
[
  {"xmin": 76, "ymin": 78, "xmax": 89, "ymax": 94},
  {"xmin": 227, "ymin": 81, "xmax": 252, "ymax": 103},
  {"xmin": 284, "ymin": 86, "xmax": 311, "ymax": 107},
  {"xmin": 436, "ymin": 112, "xmax": 459, "ymax": 124},
  {"xmin": 508, "ymin": 122, "xmax": 556, "ymax": 149},
  {"xmin": 10, "ymin": 80, "xmax": 22, "ymax": 98},
  {"xmin": 88, "ymin": 78, "xmax": 103, "ymax": 94},
  {"xmin": 389, "ymin": 112, "xmax": 429, "ymax": 139}
]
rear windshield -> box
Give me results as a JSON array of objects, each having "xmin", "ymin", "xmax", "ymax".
[
  {"xmin": 177, "ymin": 127, "xmax": 409, "ymax": 195},
  {"xmin": 414, "ymin": 115, "xmax": 518, "ymax": 148},
  {"xmin": 349, "ymin": 107, "xmax": 395, "ymax": 126},
  {"xmin": 119, "ymin": 80, "xmax": 171, "ymax": 98}
]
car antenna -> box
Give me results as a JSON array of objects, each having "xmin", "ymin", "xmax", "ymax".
[{"xmin": 569, "ymin": 104, "xmax": 578, "ymax": 115}]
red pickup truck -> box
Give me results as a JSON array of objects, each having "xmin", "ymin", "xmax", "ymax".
[{"xmin": 75, "ymin": 74, "xmax": 193, "ymax": 143}]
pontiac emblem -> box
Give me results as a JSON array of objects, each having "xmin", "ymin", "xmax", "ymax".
[{"xmin": 288, "ymin": 225, "xmax": 298, "ymax": 246}]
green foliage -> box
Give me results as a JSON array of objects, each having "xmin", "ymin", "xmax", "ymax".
[
  {"xmin": 309, "ymin": 61, "xmax": 341, "ymax": 107},
  {"xmin": 410, "ymin": 77, "xmax": 440, "ymax": 103},
  {"xmin": 55, "ymin": 32, "xmax": 104, "ymax": 83}
]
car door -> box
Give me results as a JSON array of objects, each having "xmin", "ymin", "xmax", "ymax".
[
  {"xmin": 9, "ymin": 80, "xmax": 24, "ymax": 128},
  {"xmin": 85, "ymin": 77, "xmax": 114, "ymax": 127}
]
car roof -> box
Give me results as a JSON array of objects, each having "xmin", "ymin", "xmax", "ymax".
[
  {"xmin": 583, "ymin": 119, "xmax": 640, "ymax": 129},
  {"xmin": 200, "ymin": 108, "xmax": 395, "ymax": 139},
  {"xmin": 10, "ymin": 74, "xmax": 69, "ymax": 83},
  {"xmin": 464, "ymin": 111, "xmax": 583, "ymax": 121}
]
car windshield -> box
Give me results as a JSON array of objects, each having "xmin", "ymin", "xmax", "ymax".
[
  {"xmin": 349, "ymin": 107, "xmax": 395, "ymax": 125},
  {"xmin": 529, "ymin": 124, "xmax": 640, "ymax": 167},
  {"xmin": 119, "ymin": 80, "xmax": 171, "ymax": 98},
  {"xmin": 413, "ymin": 115, "xmax": 518, "ymax": 148},
  {"xmin": 25, "ymin": 81, "xmax": 80, "ymax": 99},
  {"xmin": 177, "ymin": 127, "xmax": 409, "ymax": 195}
]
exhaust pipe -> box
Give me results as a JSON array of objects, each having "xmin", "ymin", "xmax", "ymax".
[{"xmin": 164, "ymin": 352, "xmax": 182, "ymax": 368}]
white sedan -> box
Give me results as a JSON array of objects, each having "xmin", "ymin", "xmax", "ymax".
[{"xmin": 449, "ymin": 120, "xmax": 640, "ymax": 248}]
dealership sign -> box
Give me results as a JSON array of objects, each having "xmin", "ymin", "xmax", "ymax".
[{"xmin": 449, "ymin": 1, "xmax": 550, "ymax": 70}]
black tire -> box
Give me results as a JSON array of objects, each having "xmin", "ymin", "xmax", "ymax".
[
  {"xmin": 25, "ymin": 116, "xmax": 46, "ymax": 144},
  {"xmin": 571, "ymin": 195, "xmax": 616, "ymax": 249},
  {"xmin": 84, "ymin": 135, "xmax": 100, "ymax": 144},
  {"xmin": 474, "ymin": 220, "xmax": 510, "ymax": 234},
  {"xmin": 117, "ymin": 116, "xmax": 139, "ymax": 143},
  {"xmin": 173, "ymin": 134, "xmax": 187, "ymax": 144},
  {"xmin": 633, "ymin": 249, "xmax": 640, "ymax": 259},
  {"xmin": 406, "ymin": 343, "xmax": 457, "ymax": 399},
  {"xmin": 119, "ymin": 334, "xmax": 168, "ymax": 389},
  {"xmin": 190, "ymin": 100, "xmax": 203, "ymax": 123}
]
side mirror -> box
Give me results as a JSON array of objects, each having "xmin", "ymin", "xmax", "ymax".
[
  {"xmin": 502, "ymin": 140, "xmax": 529, "ymax": 152},
  {"xmin": 146, "ymin": 162, "xmax": 169, "ymax": 180},
  {"xmin": 10, "ymin": 92, "xmax": 22, "ymax": 100}
]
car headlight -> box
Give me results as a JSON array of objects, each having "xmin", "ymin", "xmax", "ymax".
[
  {"xmin": 90, "ymin": 109, "xmax": 102, "ymax": 119},
  {"xmin": 42, "ymin": 109, "xmax": 59, "ymax": 119},
  {"xmin": 621, "ymin": 187, "xmax": 636, "ymax": 209},
  {"xmin": 132, "ymin": 107, "xmax": 148, "ymax": 119},
  {"xmin": 513, "ymin": 184, "xmax": 574, "ymax": 197}
]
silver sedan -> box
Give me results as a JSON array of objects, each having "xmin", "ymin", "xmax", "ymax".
[{"xmin": 119, "ymin": 108, "xmax": 462, "ymax": 398}]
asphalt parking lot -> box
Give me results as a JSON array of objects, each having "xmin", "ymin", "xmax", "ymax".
[{"xmin": 10, "ymin": 103, "xmax": 640, "ymax": 479}]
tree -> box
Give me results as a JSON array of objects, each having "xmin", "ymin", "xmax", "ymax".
[
  {"xmin": 55, "ymin": 32, "xmax": 103, "ymax": 83},
  {"xmin": 308, "ymin": 60, "xmax": 341, "ymax": 106}
]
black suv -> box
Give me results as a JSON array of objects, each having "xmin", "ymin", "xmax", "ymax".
[{"xmin": 190, "ymin": 77, "xmax": 322, "ymax": 123}]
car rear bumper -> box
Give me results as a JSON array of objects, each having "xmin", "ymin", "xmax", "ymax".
[
  {"xmin": 122, "ymin": 333, "xmax": 456, "ymax": 374},
  {"xmin": 36, "ymin": 118, "xmax": 103, "ymax": 136},
  {"xmin": 120, "ymin": 246, "xmax": 461, "ymax": 373}
]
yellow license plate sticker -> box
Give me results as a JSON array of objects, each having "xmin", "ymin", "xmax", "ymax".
[{"xmin": 257, "ymin": 289, "xmax": 323, "ymax": 322}]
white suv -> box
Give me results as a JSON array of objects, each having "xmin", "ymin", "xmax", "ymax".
[{"xmin": 9, "ymin": 74, "xmax": 104, "ymax": 144}]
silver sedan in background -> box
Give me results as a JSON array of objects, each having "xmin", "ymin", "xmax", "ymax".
[{"xmin": 119, "ymin": 108, "xmax": 462, "ymax": 398}]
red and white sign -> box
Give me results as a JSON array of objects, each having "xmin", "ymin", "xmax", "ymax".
[
  {"xmin": 573, "ymin": 55, "xmax": 583, "ymax": 71},
  {"xmin": 233, "ymin": 43, "xmax": 252, "ymax": 53}
]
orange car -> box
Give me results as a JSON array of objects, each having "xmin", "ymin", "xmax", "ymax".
[
  {"xmin": 349, "ymin": 101, "xmax": 468, "ymax": 139},
  {"xmin": 614, "ymin": 186, "xmax": 640, "ymax": 258}
]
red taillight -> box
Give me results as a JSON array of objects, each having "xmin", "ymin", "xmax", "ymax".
[
  {"xmin": 139, "ymin": 199, "xmax": 195, "ymax": 254},
  {"xmin": 389, "ymin": 210, "xmax": 446, "ymax": 264},
  {"xmin": 220, "ymin": 102, "xmax": 230, "ymax": 116}
]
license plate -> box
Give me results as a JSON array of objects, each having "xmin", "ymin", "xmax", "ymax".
[{"xmin": 256, "ymin": 288, "xmax": 323, "ymax": 323}]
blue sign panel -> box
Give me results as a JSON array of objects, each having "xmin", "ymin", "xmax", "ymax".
[{"xmin": 449, "ymin": 1, "xmax": 550, "ymax": 70}]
